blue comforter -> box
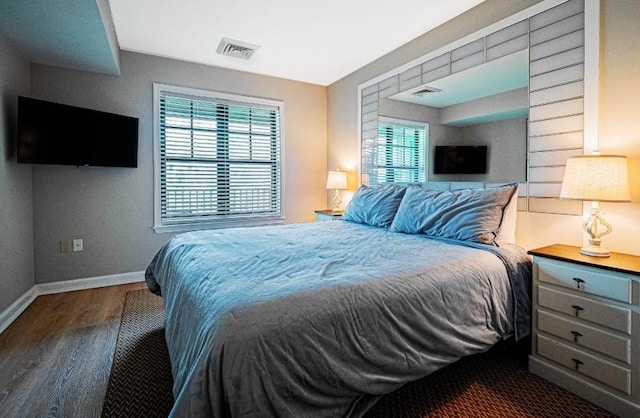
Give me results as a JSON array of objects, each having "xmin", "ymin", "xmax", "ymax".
[{"xmin": 145, "ymin": 221, "xmax": 531, "ymax": 417}]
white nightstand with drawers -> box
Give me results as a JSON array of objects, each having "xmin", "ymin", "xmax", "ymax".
[{"xmin": 528, "ymin": 244, "xmax": 640, "ymax": 417}]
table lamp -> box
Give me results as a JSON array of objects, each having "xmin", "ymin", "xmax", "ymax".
[
  {"xmin": 326, "ymin": 170, "xmax": 348, "ymax": 211},
  {"xmin": 559, "ymin": 154, "xmax": 631, "ymax": 257}
]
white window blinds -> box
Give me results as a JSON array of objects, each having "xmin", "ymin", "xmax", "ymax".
[
  {"xmin": 154, "ymin": 85, "xmax": 282, "ymax": 231},
  {"xmin": 363, "ymin": 119, "xmax": 427, "ymax": 186}
]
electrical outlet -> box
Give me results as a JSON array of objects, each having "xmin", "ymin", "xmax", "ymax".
[
  {"xmin": 60, "ymin": 240, "xmax": 71, "ymax": 253},
  {"xmin": 73, "ymin": 238, "xmax": 83, "ymax": 252}
]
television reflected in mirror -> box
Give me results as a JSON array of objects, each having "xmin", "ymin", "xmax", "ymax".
[{"xmin": 434, "ymin": 145, "xmax": 487, "ymax": 175}]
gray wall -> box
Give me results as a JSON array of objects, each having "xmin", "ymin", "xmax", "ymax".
[
  {"xmin": 327, "ymin": 0, "xmax": 543, "ymax": 184},
  {"xmin": 0, "ymin": 37, "xmax": 34, "ymax": 312},
  {"xmin": 30, "ymin": 51, "xmax": 327, "ymax": 284},
  {"xmin": 444, "ymin": 117, "xmax": 528, "ymax": 183}
]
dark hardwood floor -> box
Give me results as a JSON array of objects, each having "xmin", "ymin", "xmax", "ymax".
[{"xmin": 0, "ymin": 282, "xmax": 147, "ymax": 418}]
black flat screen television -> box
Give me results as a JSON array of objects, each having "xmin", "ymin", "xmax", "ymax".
[
  {"xmin": 434, "ymin": 145, "xmax": 487, "ymax": 174},
  {"xmin": 17, "ymin": 96, "xmax": 139, "ymax": 167}
]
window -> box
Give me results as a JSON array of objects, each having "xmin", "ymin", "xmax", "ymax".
[
  {"xmin": 153, "ymin": 84, "xmax": 283, "ymax": 232},
  {"xmin": 362, "ymin": 117, "xmax": 428, "ymax": 186}
]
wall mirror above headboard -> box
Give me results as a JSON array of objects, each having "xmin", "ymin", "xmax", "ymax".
[
  {"xmin": 379, "ymin": 49, "xmax": 529, "ymax": 184},
  {"xmin": 359, "ymin": 0, "xmax": 596, "ymax": 216}
]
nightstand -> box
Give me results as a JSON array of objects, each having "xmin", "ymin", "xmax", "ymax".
[
  {"xmin": 314, "ymin": 209, "xmax": 343, "ymax": 221},
  {"xmin": 528, "ymin": 244, "xmax": 640, "ymax": 417}
]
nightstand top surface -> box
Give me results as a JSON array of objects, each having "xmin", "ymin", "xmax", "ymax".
[
  {"xmin": 528, "ymin": 244, "xmax": 640, "ymax": 276},
  {"xmin": 314, "ymin": 209, "xmax": 344, "ymax": 216}
]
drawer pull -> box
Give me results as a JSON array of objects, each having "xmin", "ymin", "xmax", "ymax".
[
  {"xmin": 572, "ymin": 277, "xmax": 585, "ymax": 289},
  {"xmin": 570, "ymin": 330, "xmax": 583, "ymax": 343},
  {"xmin": 571, "ymin": 305, "xmax": 584, "ymax": 316},
  {"xmin": 571, "ymin": 358, "xmax": 584, "ymax": 371}
]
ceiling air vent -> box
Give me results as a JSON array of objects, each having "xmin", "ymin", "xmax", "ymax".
[
  {"xmin": 216, "ymin": 38, "xmax": 260, "ymax": 60},
  {"xmin": 412, "ymin": 86, "xmax": 442, "ymax": 96}
]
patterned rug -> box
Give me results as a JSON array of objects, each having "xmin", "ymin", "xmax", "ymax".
[
  {"xmin": 102, "ymin": 290, "xmax": 173, "ymax": 417},
  {"xmin": 102, "ymin": 289, "xmax": 616, "ymax": 417}
]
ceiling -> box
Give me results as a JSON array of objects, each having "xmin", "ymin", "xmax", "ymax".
[{"xmin": 0, "ymin": 0, "xmax": 487, "ymax": 86}]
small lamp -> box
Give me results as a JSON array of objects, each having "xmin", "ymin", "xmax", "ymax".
[
  {"xmin": 326, "ymin": 170, "xmax": 348, "ymax": 211},
  {"xmin": 560, "ymin": 154, "xmax": 631, "ymax": 257}
]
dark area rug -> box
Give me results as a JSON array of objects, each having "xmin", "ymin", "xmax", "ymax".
[
  {"xmin": 103, "ymin": 289, "xmax": 616, "ymax": 417},
  {"xmin": 102, "ymin": 289, "xmax": 173, "ymax": 417}
]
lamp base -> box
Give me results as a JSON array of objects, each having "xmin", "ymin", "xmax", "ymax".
[
  {"xmin": 579, "ymin": 202, "xmax": 612, "ymax": 258},
  {"xmin": 579, "ymin": 245, "xmax": 611, "ymax": 258},
  {"xmin": 332, "ymin": 190, "xmax": 343, "ymax": 212}
]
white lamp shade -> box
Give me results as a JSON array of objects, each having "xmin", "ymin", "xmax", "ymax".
[
  {"xmin": 560, "ymin": 155, "xmax": 631, "ymax": 202},
  {"xmin": 326, "ymin": 170, "xmax": 348, "ymax": 190}
]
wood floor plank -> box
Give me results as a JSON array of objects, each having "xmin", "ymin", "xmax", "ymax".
[{"xmin": 0, "ymin": 282, "xmax": 146, "ymax": 418}]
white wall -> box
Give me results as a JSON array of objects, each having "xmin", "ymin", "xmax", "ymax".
[
  {"xmin": 0, "ymin": 37, "xmax": 34, "ymax": 312},
  {"xmin": 328, "ymin": 0, "xmax": 640, "ymax": 255},
  {"xmin": 516, "ymin": 0, "xmax": 640, "ymax": 254},
  {"xmin": 327, "ymin": 0, "xmax": 542, "ymax": 178},
  {"xmin": 328, "ymin": 0, "xmax": 542, "ymax": 206},
  {"xmin": 596, "ymin": 0, "xmax": 640, "ymax": 255},
  {"xmin": 29, "ymin": 51, "xmax": 327, "ymax": 284}
]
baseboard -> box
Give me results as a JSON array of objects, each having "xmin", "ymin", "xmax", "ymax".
[
  {"xmin": 0, "ymin": 271, "xmax": 145, "ymax": 334},
  {"xmin": 36, "ymin": 271, "xmax": 145, "ymax": 295},
  {"xmin": 0, "ymin": 286, "xmax": 38, "ymax": 334}
]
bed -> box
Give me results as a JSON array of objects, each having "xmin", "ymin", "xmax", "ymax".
[{"xmin": 145, "ymin": 183, "xmax": 532, "ymax": 417}]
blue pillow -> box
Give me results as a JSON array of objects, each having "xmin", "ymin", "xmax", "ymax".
[
  {"xmin": 342, "ymin": 184, "xmax": 406, "ymax": 228},
  {"xmin": 390, "ymin": 184, "xmax": 517, "ymax": 245}
]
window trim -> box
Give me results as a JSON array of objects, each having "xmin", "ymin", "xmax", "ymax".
[
  {"xmin": 152, "ymin": 83, "xmax": 286, "ymax": 233},
  {"xmin": 363, "ymin": 116, "xmax": 429, "ymax": 186}
]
